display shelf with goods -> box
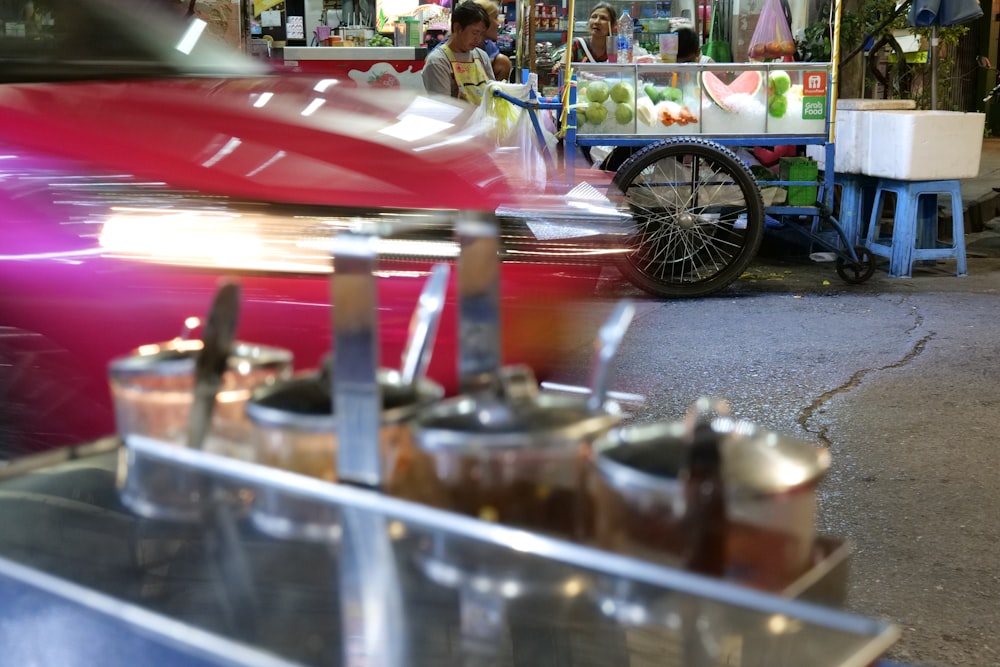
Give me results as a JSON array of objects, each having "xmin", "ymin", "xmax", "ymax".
[{"xmin": 572, "ymin": 62, "xmax": 830, "ymax": 139}]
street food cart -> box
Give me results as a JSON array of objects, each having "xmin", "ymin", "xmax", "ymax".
[{"xmin": 500, "ymin": 0, "xmax": 875, "ymax": 298}]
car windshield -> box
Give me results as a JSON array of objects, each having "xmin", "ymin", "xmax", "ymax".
[{"xmin": 0, "ymin": 0, "xmax": 269, "ymax": 83}]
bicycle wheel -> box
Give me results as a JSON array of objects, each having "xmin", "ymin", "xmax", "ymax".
[{"xmin": 611, "ymin": 138, "xmax": 766, "ymax": 298}]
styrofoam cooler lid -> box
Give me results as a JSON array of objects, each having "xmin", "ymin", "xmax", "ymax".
[{"xmin": 837, "ymin": 98, "xmax": 917, "ymax": 110}]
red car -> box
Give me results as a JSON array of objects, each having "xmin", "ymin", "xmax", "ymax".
[{"xmin": 0, "ymin": 0, "xmax": 627, "ymax": 458}]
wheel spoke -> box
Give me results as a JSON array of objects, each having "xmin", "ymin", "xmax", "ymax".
[{"xmin": 614, "ymin": 140, "xmax": 765, "ymax": 297}]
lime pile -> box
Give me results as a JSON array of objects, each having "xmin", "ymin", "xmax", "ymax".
[
  {"xmin": 767, "ymin": 70, "xmax": 791, "ymax": 118},
  {"xmin": 368, "ymin": 34, "xmax": 394, "ymax": 46}
]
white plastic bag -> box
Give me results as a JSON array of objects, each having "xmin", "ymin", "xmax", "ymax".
[{"xmin": 468, "ymin": 81, "xmax": 550, "ymax": 192}]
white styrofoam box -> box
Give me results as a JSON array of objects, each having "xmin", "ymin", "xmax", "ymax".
[
  {"xmin": 890, "ymin": 28, "xmax": 922, "ymax": 54},
  {"xmin": 808, "ymin": 99, "xmax": 918, "ymax": 173},
  {"xmin": 836, "ymin": 99, "xmax": 918, "ymax": 111},
  {"xmin": 863, "ymin": 111, "xmax": 986, "ymax": 180}
]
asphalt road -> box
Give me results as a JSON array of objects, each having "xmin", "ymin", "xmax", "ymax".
[{"xmin": 549, "ymin": 230, "xmax": 1000, "ymax": 667}]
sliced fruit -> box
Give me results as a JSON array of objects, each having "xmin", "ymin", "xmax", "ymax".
[
  {"xmin": 730, "ymin": 70, "xmax": 763, "ymax": 96},
  {"xmin": 702, "ymin": 70, "xmax": 762, "ymax": 111},
  {"xmin": 636, "ymin": 97, "xmax": 656, "ymax": 125},
  {"xmin": 658, "ymin": 101, "xmax": 698, "ymax": 126}
]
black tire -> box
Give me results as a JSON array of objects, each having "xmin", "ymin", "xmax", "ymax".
[
  {"xmin": 835, "ymin": 245, "xmax": 877, "ymax": 284},
  {"xmin": 610, "ymin": 138, "xmax": 766, "ymax": 298}
]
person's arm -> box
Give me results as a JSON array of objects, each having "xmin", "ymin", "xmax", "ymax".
[{"xmin": 421, "ymin": 50, "xmax": 454, "ymax": 97}]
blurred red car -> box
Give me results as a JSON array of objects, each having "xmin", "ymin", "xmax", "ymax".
[{"xmin": 0, "ymin": 0, "xmax": 627, "ymax": 458}]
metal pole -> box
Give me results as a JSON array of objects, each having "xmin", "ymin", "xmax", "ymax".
[
  {"xmin": 931, "ymin": 24, "xmax": 939, "ymax": 109},
  {"xmin": 829, "ymin": 0, "xmax": 842, "ymax": 146},
  {"xmin": 560, "ymin": 0, "xmax": 577, "ymax": 132}
]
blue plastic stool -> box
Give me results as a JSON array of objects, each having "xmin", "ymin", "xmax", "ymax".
[
  {"xmin": 864, "ymin": 178, "xmax": 967, "ymax": 278},
  {"xmin": 834, "ymin": 173, "xmax": 879, "ymax": 246}
]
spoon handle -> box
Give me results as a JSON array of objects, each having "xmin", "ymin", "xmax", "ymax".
[
  {"xmin": 586, "ymin": 299, "xmax": 636, "ymax": 412},
  {"xmin": 399, "ymin": 263, "xmax": 450, "ymax": 386},
  {"xmin": 187, "ymin": 280, "xmax": 241, "ymax": 451}
]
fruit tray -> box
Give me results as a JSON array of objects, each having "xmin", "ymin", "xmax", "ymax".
[{"xmin": 571, "ymin": 62, "xmax": 832, "ymax": 139}]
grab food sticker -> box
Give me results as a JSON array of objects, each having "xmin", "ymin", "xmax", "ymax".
[
  {"xmin": 803, "ymin": 72, "xmax": 827, "ymax": 97},
  {"xmin": 802, "ymin": 97, "xmax": 827, "ymax": 120}
]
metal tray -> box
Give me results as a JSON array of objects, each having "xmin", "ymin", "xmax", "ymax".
[{"xmin": 0, "ymin": 436, "xmax": 897, "ymax": 667}]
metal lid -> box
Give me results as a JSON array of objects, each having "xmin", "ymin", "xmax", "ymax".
[
  {"xmin": 412, "ymin": 391, "xmax": 622, "ymax": 452},
  {"xmin": 594, "ymin": 416, "xmax": 830, "ymax": 497},
  {"xmin": 246, "ymin": 368, "xmax": 443, "ymax": 432},
  {"xmin": 108, "ymin": 339, "xmax": 292, "ymax": 377}
]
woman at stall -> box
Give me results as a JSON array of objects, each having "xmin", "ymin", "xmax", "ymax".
[
  {"xmin": 421, "ymin": 1, "xmax": 496, "ymax": 105},
  {"xmin": 569, "ymin": 2, "xmax": 617, "ymax": 63}
]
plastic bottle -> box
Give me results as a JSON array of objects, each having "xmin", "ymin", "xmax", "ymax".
[{"xmin": 616, "ymin": 9, "xmax": 633, "ymax": 64}]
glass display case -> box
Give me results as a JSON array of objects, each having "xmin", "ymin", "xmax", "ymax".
[{"xmin": 572, "ymin": 62, "xmax": 831, "ymax": 139}]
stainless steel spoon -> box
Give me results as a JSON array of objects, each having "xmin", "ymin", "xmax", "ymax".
[
  {"xmin": 586, "ymin": 299, "xmax": 636, "ymax": 413},
  {"xmin": 399, "ymin": 262, "xmax": 450, "ymax": 387},
  {"xmin": 187, "ymin": 280, "xmax": 241, "ymax": 450}
]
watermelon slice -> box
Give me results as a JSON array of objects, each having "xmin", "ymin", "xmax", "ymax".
[{"xmin": 702, "ymin": 70, "xmax": 763, "ymax": 111}]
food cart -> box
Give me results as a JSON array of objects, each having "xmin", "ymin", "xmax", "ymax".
[{"xmin": 500, "ymin": 0, "xmax": 875, "ymax": 298}]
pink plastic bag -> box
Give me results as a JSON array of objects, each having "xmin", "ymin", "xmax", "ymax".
[{"xmin": 747, "ymin": 0, "xmax": 795, "ymax": 61}]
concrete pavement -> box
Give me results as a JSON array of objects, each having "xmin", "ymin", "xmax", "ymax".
[{"xmin": 548, "ymin": 148, "xmax": 1000, "ymax": 667}]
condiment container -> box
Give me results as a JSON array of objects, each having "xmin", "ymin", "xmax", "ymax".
[
  {"xmin": 110, "ymin": 339, "xmax": 293, "ymax": 521},
  {"xmin": 591, "ymin": 406, "xmax": 831, "ymax": 591},
  {"xmin": 400, "ymin": 367, "xmax": 622, "ymax": 541},
  {"xmin": 245, "ymin": 368, "xmax": 442, "ymax": 541}
]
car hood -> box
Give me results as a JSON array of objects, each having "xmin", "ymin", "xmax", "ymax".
[{"xmin": 0, "ymin": 75, "xmax": 509, "ymax": 212}]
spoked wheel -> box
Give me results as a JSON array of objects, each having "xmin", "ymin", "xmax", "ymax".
[
  {"xmin": 835, "ymin": 245, "xmax": 877, "ymax": 284},
  {"xmin": 610, "ymin": 138, "xmax": 766, "ymax": 298}
]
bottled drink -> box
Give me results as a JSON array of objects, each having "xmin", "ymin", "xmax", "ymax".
[{"xmin": 616, "ymin": 9, "xmax": 633, "ymax": 64}]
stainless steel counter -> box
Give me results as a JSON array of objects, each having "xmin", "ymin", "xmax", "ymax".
[{"xmin": 0, "ymin": 436, "xmax": 899, "ymax": 666}]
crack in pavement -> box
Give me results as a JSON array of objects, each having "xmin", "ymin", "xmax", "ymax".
[{"xmin": 798, "ymin": 304, "xmax": 933, "ymax": 448}]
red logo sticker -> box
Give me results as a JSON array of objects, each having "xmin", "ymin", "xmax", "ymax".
[{"xmin": 803, "ymin": 72, "xmax": 827, "ymax": 96}]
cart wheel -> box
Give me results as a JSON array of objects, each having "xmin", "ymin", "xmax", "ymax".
[
  {"xmin": 835, "ymin": 245, "xmax": 876, "ymax": 284},
  {"xmin": 610, "ymin": 138, "xmax": 765, "ymax": 298}
]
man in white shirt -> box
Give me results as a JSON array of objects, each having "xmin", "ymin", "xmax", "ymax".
[{"xmin": 421, "ymin": 2, "xmax": 496, "ymax": 104}]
